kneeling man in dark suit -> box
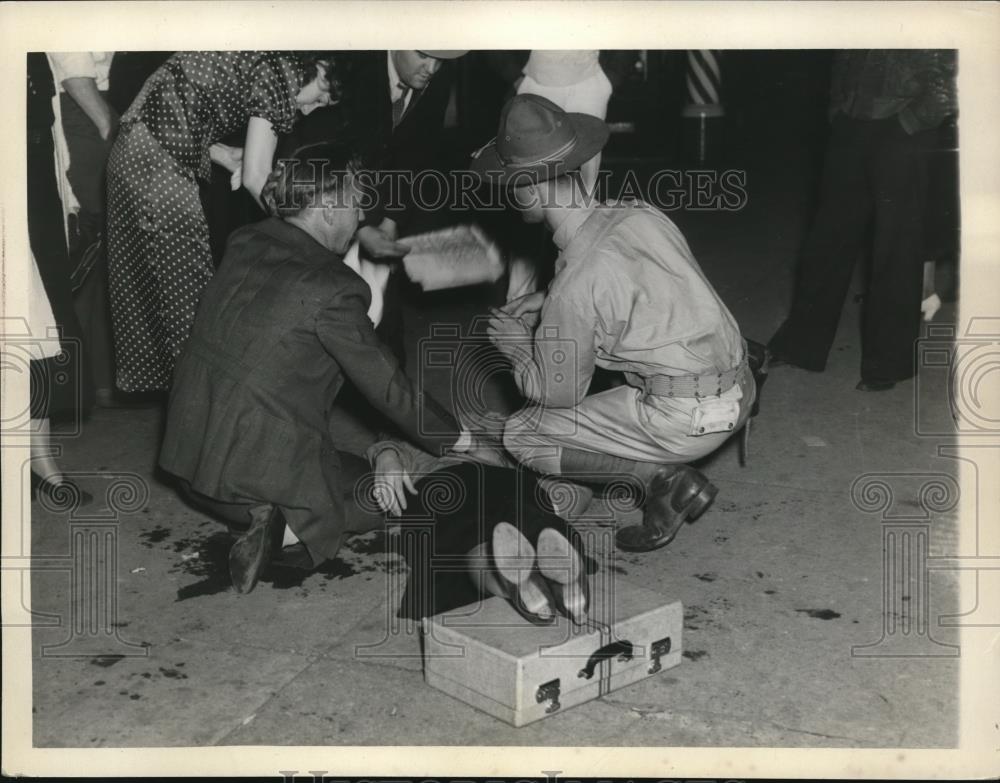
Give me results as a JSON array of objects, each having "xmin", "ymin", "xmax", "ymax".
[{"xmin": 159, "ymin": 142, "xmax": 462, "ymax": 593}]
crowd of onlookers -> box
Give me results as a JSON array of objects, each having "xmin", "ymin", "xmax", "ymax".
[{"xmin": 25, "ymin": 50, "xmax": 957, "ymax": 613}]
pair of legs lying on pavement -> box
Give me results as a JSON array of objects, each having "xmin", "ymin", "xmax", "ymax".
[
  {"xmin": 177, "ymin": 371, "xmax": 755, "ymax": 623},
  {"xmin": 178, "ymin": 459, "xmax": 591, "ymax": 625}
]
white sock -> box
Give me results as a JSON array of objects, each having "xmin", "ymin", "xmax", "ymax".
[{"xmin": 281, "ymin": 524, "xmax": 300, "ymax": 548}]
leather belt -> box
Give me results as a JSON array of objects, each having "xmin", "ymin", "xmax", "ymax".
[{"xmin": 638, "ymin": 347, "xmax": 748, "ymax": 400}]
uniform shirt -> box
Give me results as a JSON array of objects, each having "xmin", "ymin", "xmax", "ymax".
[
  {"xmin": 507, "ymin": 201, "xmax": 744, "ymax": 408},
  {"xmin": 48, "ymin": 52, "xmax": 114, "ymax": 92}
]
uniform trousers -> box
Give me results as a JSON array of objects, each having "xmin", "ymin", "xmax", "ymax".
[{"xmin": 503, "ymin": 364, "xmax": 756, "ymax": 477}]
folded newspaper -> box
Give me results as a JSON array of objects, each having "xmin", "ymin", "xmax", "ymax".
[{"xmin": 399, "ymin": 225, "xmax": 504, "ymax": 292}]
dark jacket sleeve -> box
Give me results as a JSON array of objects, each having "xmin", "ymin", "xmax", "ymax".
[{"xmin": 315, "ymin": 282, "xmax": 459, "ymax": 455}]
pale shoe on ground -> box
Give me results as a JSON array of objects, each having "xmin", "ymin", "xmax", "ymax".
[
  {"xmin": 490, "ymin": 521, "xmax": 556, "ymax": 623},
  {"xmin": 536, "ymin": 527, "xmax": 589, "ymax": 625}
]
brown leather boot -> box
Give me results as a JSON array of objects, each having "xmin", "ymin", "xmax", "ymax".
[{"xmin": 615, "ymin": 465, "xmax": 717, "ymax": 552}]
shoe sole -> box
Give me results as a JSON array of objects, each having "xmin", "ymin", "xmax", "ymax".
[
  {"xmin": 229, "ymin": 534, "xmax": 270, "ymax": 594},
  {"xmin": 536, "ymin": 528, "xmax": 588, "ymax": 625},
  {"xmin": 491, "ymin": 522, "xmax": 554, "ymax": 622},
  {"xmin": 491, "ymin": 521, "xmax": 537, "ymax": 583},
  {"xmin": 536, "ymin": 528, "xmax": 583, "ymax": 584},
  {"xmin": 229, "ymin": 507, "xmax": 282, "ymax": 594}
]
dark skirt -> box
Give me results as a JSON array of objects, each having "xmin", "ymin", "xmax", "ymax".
[{"xmin": 395, "ymin": 462, "xmax": 588, "ymax": 620}]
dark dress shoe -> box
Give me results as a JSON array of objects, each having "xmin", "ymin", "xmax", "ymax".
[
  {"xmin": 31, "ymin": 473, "xmax": 93, "ymax": 506},
  {"xmin": 229, "ymin": 504, "xmax": 285, "ymax": 594},
  {"xmin": 615, "ymin": 465, "xmax": 717, "ymax": 552},
  {"xmin": 856, "ymin": 379, "xmax": 896, "ymax": 392}
]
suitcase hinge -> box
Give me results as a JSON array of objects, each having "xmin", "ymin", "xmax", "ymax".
[
  {"xmin": 536, "ymin": 678, "xmax": 561, "ymax": 714},
  {"xmin": 648, "ymin": 636, "xmax": 672, "ymax": 674}
]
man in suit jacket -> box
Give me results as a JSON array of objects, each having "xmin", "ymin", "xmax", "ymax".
[
  {"xmin": 159, "ymin": 142, "xmax": 462, "ymax": 594},
  {"xmin": 282, "ymin": 51, "xmax": 466, "ymax": 362},
  {"xmin": 286, "ymin": 50, "xmax": 466, "ymax": 248}
]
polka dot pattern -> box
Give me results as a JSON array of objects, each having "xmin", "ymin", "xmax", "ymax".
[{"xmin": 107, "ymin": 51, "xmax": 305, "ymax": 392}]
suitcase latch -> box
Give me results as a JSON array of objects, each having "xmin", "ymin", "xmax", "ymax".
[
  {"xmin": 648, "ymin": 636, "xmax": 672, "ymax": 674},
  {"xmin": 536, "ymin": 678, "xmax": 561, "ymax": 714}
]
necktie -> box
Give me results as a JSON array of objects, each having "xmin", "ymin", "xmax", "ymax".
[{"xmin": 392, "ymin": 83, "xmax": 410, "ymax": 127}]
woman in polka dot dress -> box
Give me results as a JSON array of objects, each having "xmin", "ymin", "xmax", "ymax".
[{"xmin": 106, "ymin": 51, "xmax": 338, "ymax": 392}]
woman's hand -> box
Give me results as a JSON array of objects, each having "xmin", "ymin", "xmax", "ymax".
[
  {"xmin": 373, "ymin": 447, "xmax": 417, "ymax": 517},
  {"xmin": 210, "ymin": 144, "xmax": 245, "ymax": 191},
  {"xmin": 210, "ymin": 143, "xmax": 244, "ymax": 173}
]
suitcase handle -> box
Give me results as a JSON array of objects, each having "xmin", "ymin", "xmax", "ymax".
[{"xmin": 577, "ymin": 639, "xmax": 634, "ymax": 680}]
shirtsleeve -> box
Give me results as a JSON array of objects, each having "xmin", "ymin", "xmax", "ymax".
[
  {"xmin": 246, "ymin": 53, "xmax": 301, "ymax": 135},
  {"xmin": 48, "ymin": 53, "xmax": 98, "ymax": 85}
]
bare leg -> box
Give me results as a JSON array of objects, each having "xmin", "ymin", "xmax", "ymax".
[{"xmin": 30, "ymin": 418, "xmax": 64, "ymax": 483}]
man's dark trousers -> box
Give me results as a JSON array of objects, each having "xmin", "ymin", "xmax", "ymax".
[{"xmin": 770, "ymin": 113, "xmax": 932, "ymax": 385}]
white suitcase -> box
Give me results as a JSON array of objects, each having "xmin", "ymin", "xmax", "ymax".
[{"xmin": 422, "ymin": 575, "xmax": 683, "ymax": 727}]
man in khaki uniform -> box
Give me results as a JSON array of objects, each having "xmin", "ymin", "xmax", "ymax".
[{"xmin": 470, "ymin": 94, "xmax": 756, "ymax": 552}]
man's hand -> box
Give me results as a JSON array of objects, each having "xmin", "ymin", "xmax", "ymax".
[
  {"xmin": 499, "ymin": 291, "xmax": 544, "ymax": 330},
  {"xmin": 503, "ymin": 291, "xmax": 545, "ymax": 318},
  {"xmin": 372, "ymin": 447, "xmax": 417, "ymax": 517},
  {"xmin": 358, "ymin": 225, "xmax": 410, "ymax": 260},
  {"xmin": 486, "ymin": 306, "xmax": 533, "ymax": 358}
]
